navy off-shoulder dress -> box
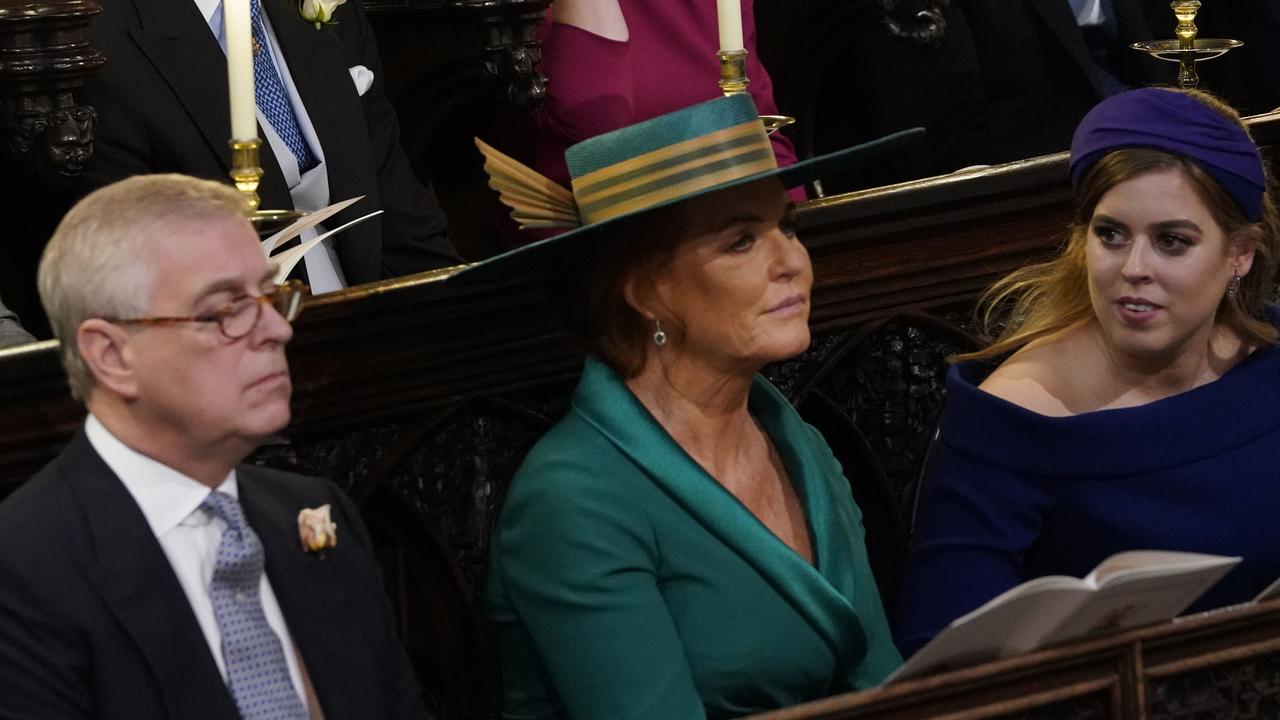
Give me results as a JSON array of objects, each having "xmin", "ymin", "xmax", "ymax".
[{"xmin": 894, "ymin": 323, "xmax": 1280, "ymax": 657}]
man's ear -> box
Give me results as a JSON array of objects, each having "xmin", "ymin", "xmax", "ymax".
[{"xmin": 77, "ymin": 319, "xmax": 141, "ymax": 400}]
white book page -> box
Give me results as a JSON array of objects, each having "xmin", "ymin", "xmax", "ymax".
[
  {"xmin": 1088, "ymin": 550, "xmax": 1237, "ymax": 587},
  {"xmin": 1045, "ymin": 555, "xmax": 1239, "ymax": 646},
  {"xmin": 885, "ymin": 580, "xmax": 1091, "ymax": 684},
  {"xmin": 886, "ymin": 552, "xmax": 1239, "ymax": 685}
]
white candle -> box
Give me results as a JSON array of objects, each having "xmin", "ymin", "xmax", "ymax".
[
  {"xmin": 224, "ymin": 0, "xmax": 257, "ymax": 141},
  {"xmin": 716, "ymin": 0, "xmax": 744, "ymax": 53}
]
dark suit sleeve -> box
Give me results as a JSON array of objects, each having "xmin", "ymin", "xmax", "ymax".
[
  {"xmin": 0, "ymin": 541, "xmax": 93, "ymax": 719},
  {"xmin": 325, "ymin": 483, "xmax": 431, "ymax": 720},
  {"xmin": 80, "ymin": 8, "xmax": 161, "ymax": 190},
  {"xmin": 79, "ymin": 3, "xmax": 239, "ymax": 196},
  {"xmin": 336, "ymin": 1, "xmax": 462, "ymax": 275}
]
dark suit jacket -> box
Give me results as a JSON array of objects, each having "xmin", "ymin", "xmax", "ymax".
[
  {"xmin": 0, "ymin": 430, "xmax": 428, "ymax": 720},
  {"xmin": 82, "ymin": 0, "xmax": 459, "ymax": 283},
  {"xmin": 956, "ymin": 0, "xmax": 1163, "ymax": 163}
]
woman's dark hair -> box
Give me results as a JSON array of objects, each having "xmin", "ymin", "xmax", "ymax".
[{"xmin": 548, "ymin": 204, "xmax": 687, "ymax": 379}]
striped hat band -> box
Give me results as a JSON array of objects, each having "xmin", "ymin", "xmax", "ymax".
[
  {"xmin": 570, "ymin": 120, "xmax": 777, "ymax": 224},
  {"xmin": 451, "ymin": 93, "xmax": 927, "ymax": 286}
]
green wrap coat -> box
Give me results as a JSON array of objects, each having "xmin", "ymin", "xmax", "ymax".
[{"xmin": 486, "ymin": 357, "xmax": 901, "ymax": 720}]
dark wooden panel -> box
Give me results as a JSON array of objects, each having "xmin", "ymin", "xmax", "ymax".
[{"xmin": 1148, "ymin": 649, "xmax": 1280, "ymax": 720}]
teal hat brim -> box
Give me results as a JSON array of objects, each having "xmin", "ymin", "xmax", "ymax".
[{"xmin": 449, "ymin": 126, "xmax": 926, "ymax": 286}]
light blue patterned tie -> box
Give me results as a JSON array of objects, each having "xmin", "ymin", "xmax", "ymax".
[
  {"xmin": 249, "ymin": 0, "xmax": 318, "ymax": 172},
  {"xmin": 202, "ymin": 490, "xmax": 309, "ymax": 720}
]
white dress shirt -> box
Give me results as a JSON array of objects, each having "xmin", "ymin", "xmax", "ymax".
[
  {"xmin": 200, "ymin": 0, "xmax": 347, "ymax": 294},
  {"xmin": 1069, "ymin": 0, "xmax": 1107, "ymax": 28},
  {"xmin": 84, "ymin": 414, "xmax": 309, "ymax": 707}
]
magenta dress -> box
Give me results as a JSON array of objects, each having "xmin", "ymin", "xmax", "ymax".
[{"xmin": 529, "ymin": 1, "xmax": 804, "ymax": 239}]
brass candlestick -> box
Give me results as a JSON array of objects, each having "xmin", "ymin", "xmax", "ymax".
[
  {"xmin": 717, "ymin": 49, "xmax": 749, "ymax": 95},
  {"xmin": 1130, "ymin": 1, "xmax": 1242, "ymax": 89},
  {"xmin": 717, "ymin": 49, "xmax": 794, "ymax": 134},
  {"xmin": 228, "ymin": 138, "xmax": 303, "ymax": 234},
  {"xmin": 229, "ymin": 138, "xmax": 265, "ymax": 212}
]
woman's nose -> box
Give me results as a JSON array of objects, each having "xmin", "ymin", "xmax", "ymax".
[
  {"xmin": 1120, "ymin": 240, "xmax": 1153, "ymax": 282},
  {"xmin": 771, "ymin": 230, "xmax": 809, "ymax": 280}
]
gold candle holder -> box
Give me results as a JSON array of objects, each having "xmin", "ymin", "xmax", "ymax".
[
  {"xmin": 1130, "ymin": 0, "xmax": 1242, "ymax": 89},
  {"xmin": 229, "ymin": 138, "xmax": 264, "ymax": 213},
  {"xmin": 716, "ymin": 49, "xmax": 795, "ymax": 134},
  {"xmin": 717, "ymin": 49, "xmax": 749, "ymax": 95},
  {"xmin": 1174, "ymin": 0, "xmax": 1199, "ymax": 49},
  {"xmin": 228, "ymin": 138, "xmax": 304, "ymax": 234}
]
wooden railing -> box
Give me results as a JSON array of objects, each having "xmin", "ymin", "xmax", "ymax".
[{"xmin": 747, "ymin": 601, "xmax": 1280, "ymax": 720}]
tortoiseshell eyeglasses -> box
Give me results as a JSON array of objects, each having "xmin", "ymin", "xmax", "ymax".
[{"xmin": 103, "ymin": 280, "xmax": 308, "ymax": 340}]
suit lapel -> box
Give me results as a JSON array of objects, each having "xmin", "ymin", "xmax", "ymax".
[
  {"xmin": 127, "ymin": 0, "xmax": 293, "ymax": 205},
  {"xmin": 62, "ymin": 431, "xmax": 240, "ymax": 720},
  {"xmin": 238, "ymin": 469, "xmax": 356, "ymax": 720},
  {"xmin": 571, "ymin": 358, "xmax": 868, "ymax": 671},
  {"xmin": 1027, "ymin": 0, "xmax": 1107, "ymax": 98},
  {"xmin": 263, "ymin": 0, "xmax": 362, "ymax": 180}
]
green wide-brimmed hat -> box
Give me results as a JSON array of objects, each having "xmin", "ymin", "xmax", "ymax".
[{"xmin": 450, "ymin": 94, "xmax": 923, "ymax": 285}]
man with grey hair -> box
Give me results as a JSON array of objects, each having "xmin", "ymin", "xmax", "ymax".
[{"xmin": 0, "ymin": 174, "xmax": 428, "ymax": 720}]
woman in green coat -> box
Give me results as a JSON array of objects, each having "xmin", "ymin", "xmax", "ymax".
[{"xmin": 454, "ymin": 95, "xmax": 910, "ymax": 719}]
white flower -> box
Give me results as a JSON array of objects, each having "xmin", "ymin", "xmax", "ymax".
[
  {"xmin": 299, "ymin": 0, "xmax": 345, "ymax": 29},
  {"xmin": 297, "ymin": 504, "xmax": 338, "ymax": 553}
]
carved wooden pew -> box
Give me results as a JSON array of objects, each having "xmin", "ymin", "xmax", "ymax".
[
  {"xmin": 746, "ymin": 601, "xmax": 1280, "ymax": 720},
  {"xmin": 1, "ymin": 111, "xmax": 1277, "ymax": 717}
]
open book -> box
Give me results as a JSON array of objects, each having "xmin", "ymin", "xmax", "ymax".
[{"xmin": 886, "ymin": 551, "xmax": 1240, "ymax": 684}]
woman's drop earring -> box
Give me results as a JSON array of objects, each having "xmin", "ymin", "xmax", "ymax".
[
  {"xmin": 1228, "ymin": 274, "xmax": 1242, "ymax": 298},
  {"xmin": 653, "ymin": 320, "xmax": 667, "ymax": 347}
]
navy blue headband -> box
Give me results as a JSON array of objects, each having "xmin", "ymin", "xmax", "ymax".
[{"xmin": 1069, "ymin": 88, "xmax": 1265, "ymax": 222}]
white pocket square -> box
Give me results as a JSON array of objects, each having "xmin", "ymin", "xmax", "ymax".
[{"xmin": 348, "ymin": 65, "xmax": 374, "ymax": 96}]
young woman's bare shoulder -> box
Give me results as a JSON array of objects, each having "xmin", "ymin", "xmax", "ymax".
[{"xmin": 976, "ymin": 337, "xmax": 1079, "ymax": 417}]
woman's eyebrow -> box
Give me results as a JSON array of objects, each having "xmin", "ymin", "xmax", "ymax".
[
  {"xmin": 1151, "ymin": 218, "xmax": 1204, "ymax": 233},
  {"xmin": 1091, "ymin": 213, "xmax": 1127, "ymax": 228},
  {"xmin": 714, "ymin": 214, "xmax": 765, "ymax": 233}
]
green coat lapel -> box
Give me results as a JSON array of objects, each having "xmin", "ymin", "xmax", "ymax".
[
  {"xmin": 749, "ymin": 374, "xmax": 871, "ymax": 606},
  {"xmin": 570, "ymin": 358, "xmax": 870, "ymax": 673}
]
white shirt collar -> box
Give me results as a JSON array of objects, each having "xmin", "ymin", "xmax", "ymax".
[
  {"xmin": 84, "ymin": 414, "xmax": 238, "ymax": 538},
  {"xmin": 1072, "ymin": 0, "xmax": 1106, "ymax": 27},
  {"xmin": 194, "ymin": 0, "xmax": 222, "ymax": 25}
]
